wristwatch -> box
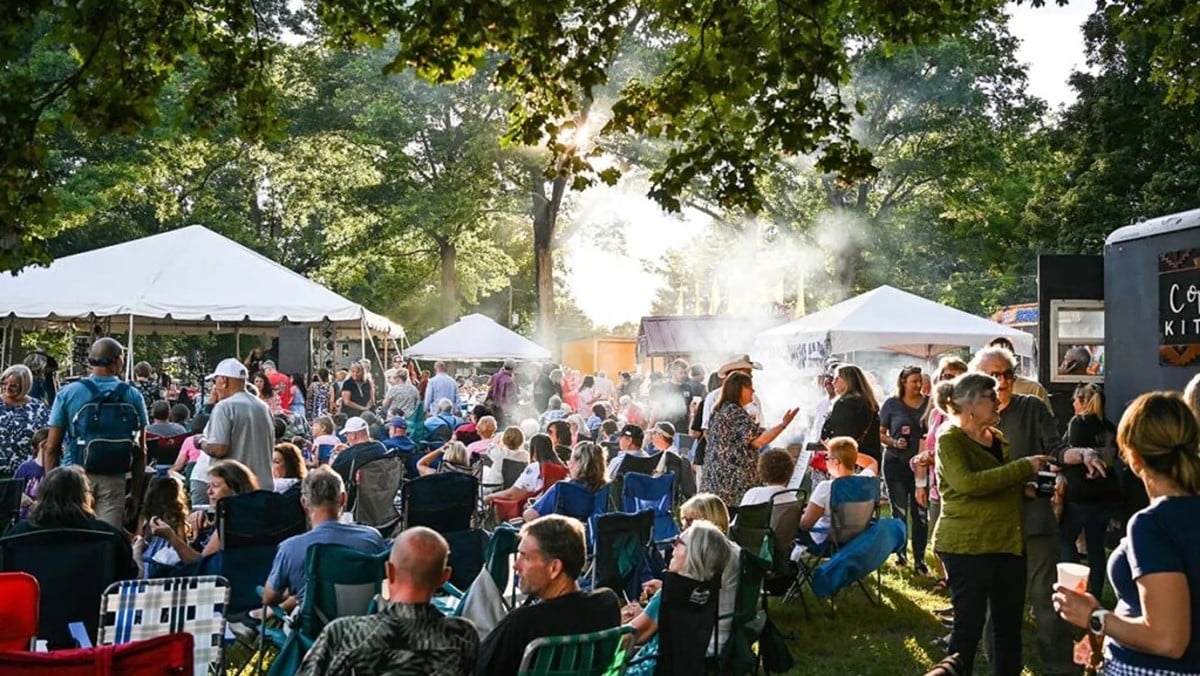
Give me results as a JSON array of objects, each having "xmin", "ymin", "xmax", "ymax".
[{"xmin": 1088, "ymin": 608, "xmax": 1111, "ymax": 636}]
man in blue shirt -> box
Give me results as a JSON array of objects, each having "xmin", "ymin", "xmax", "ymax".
[
  {"xmin": 423, "ymin": 362, "xmax": 459, "ymax": 419},
  {"xmin": 263, "ymin": 466, "xmax": 386, "ymax": 609},
  {"xmin": 46, "ymin": 337, "xmax": 148, "ymax": 529},
  {"xmin": 382, "ymin": 416, "xmax": 416, "ymax": 454}
]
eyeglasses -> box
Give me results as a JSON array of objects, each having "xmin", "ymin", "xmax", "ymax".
[
  {"xmin": 901, "ymin": 366, "xmax": 922, "ymax": 376},
  {"xmin": 985, "ymin": 369, "xmax": 1015, "ymax": 381},
  {"xmin": 673, "ymin": 536, "xmax": 688, "ymax": 548}
]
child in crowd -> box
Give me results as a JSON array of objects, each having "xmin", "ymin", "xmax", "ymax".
[
  {"xmin": 797, "ymin": 436, "xmax": 878, "ymax": 557},
  {"xmin": 14, "ymin": 427, "xmax": 56, "ymax": 520}
]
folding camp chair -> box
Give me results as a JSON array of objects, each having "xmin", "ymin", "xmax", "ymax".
[
  {"xmin": 0, "ymin": 633, "xmax": 194, "ymax": 675},
  {"xmin": 715, "ymin": 540, "xmax": 775, "ymax": 675},
  {"xmin": 0, "ymin": 528, "xmax": 123, "ymax": 648},
  {"xmin": 785, "ymin": 475, "xmax": 881, "ymax": 616},
  {"xmin": 401, "ymin": 472, "xmax": 478, "ymax": 533},
  {"xmin": 550, "ymin": 481, "xmax": 611, "ymax": 526},
  {"xmin": 0, "ymin": 477, "xmax": 25, "ymax": 535},
  {"xmin": 501, "ymin": 458, "xmax": 529, "ymax": 489},
  {"xmin": 518, "ymin": 624, "xmax": 634, "ymax": 676},
  {"xmin": 627, "ymin": 572, "xmax": 721, "ymax": 676},
  {"xmin": 350, "ymin": 455, "xmax": 404, "ymax": 531},
  {"xmin": 620, "ymin": 472, "xmax": 678, "ymax": 544},
  {"xmin": 215, "ymin": 489, "xmax": 307, "ymax": 615},
  {"xmin": 145, "ymin": 432, "xmax": 191, "ymax": 469},
  {"xmin": 444, "ymin": 528, "xmax": 488, "ymax": 591},
  {"xmin": 98, "ymin": 575, "xmax": 229, "ymax": 676},
  {"xmin": 588, "ymin": 509, "xmax": 655, "ymax": 600},
  {"xmin": 492, "ymin": 462, "xmax": 568, "ymax": 522},
  {"xmin": 260, "ymin": 543, "xmax": 389, "ymax": 675},
  {"xmin": 0, "ymin": 571, "xmax": 38, "ymax": 651},
  {"xmin": 438, "ymin": 524, "xmax": 522, "ymax": 616}
]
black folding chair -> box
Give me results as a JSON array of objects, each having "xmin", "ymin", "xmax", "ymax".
[
  {"xmin": 501, "ymin": 458, "xmax": 528, "ymax": 490},
  {"xmin": 145, "ymin": 432, "xmax": 190, "ymax": 468},
  {"xmin": 0, "ymin": 528, "xmax": 122, "ymax": 648},
  {"xmin": 216, "ymin": 489, "xmax": 307, "ymax": 615},
  {"xmin": 651, "ymin": 572, "xmax": 722, "ymax": 675},
  {"xmin": 401, "ymin": 472, "xmax": 478, "ymax": 534},
  {"xmin": 0, "ymin": 478, "xmax": 24, "ymax": 535},
  {"xmin": 350, "ymin": 455, "xmax": 405, "ymax": 533},
  {"xmin": 589, "ymin": 509, "xmax": 655, "ymax": 600}
]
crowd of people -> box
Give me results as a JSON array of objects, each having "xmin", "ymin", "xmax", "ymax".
[{"xmin": 0, "ymin": 335, "xmax": 1197, "ymax": 676}]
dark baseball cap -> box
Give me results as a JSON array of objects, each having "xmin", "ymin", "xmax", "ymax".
[
  {"xmin": 390, "ymin": 416, "xmax": 408, "ymax": 429},
  {"xmin": 619, "ymin": 424, "xmax": 644, "ymax": 445}
]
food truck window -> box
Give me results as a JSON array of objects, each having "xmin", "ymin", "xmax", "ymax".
[{"xmin": 1050, "ymin": 300, "xmax": 1104, "ymax": 383}]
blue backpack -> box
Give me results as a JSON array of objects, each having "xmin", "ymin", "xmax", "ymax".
[{"xmin": 69, "ymin": 380, "xmax": 143, "ymax": 474}]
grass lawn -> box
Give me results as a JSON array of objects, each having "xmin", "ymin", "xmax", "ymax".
[{"xmin": 769, "ymin": 559, "xmax": 1053, "ymax": 676}]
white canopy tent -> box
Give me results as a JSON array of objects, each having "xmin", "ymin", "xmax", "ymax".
[
  {"xmin": 406, "ymin": 313, "xmax": 551, "ymax": 361},
  {"xmin": 754, "ymin": 285, "xmax": 1033, "ymax": 363},
  {"xmin": 0, "ymin": 225, "xmax": 403, "ymax": 369}
]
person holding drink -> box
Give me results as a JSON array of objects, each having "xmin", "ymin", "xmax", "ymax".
[
  {"xmin": 932, "ymin": 371, "xmax": 1051, "ymax": 676},
  {"xmin": 880, "ymin": 365, "xmax": 930, "ymax": 572},
  {"xmin": 1053, "ymin": 392, "xmax": 1200, "ymax": 674}
]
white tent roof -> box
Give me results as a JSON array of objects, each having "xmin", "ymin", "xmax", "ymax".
[
  {"xmin": 755, "ymin": 285, "xmax": 1033, "ymax": 359},
  {"xmin": 406, "ymin": 314, "xmax": 551, "ymax": 361},
  {"xmin": 0, "ymin": 225, "xmax": 403, "ymax": 337}
]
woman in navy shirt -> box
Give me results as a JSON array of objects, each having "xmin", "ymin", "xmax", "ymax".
[{"xmin": 1053, "ymin": 392, "xmax": 1200, "ymax": 674}]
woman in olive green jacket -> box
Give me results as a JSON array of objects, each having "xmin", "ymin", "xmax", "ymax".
[{"xmin": 932, "ymin": 372, "xmax": 1050, "ymax": 676}]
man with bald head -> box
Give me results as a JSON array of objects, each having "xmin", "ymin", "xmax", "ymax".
[
  {"xmin": 298, "ymin": 527, "xmax": 479, "ymax": 675},
  {"xmin": 47, "ymin": 337, "xmax": 148, "ymax": 528}
]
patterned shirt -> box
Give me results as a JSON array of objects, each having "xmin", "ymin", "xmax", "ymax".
[
  {"xmin": 298, "ymin": 600, "xmax": 478, "ymax": 676},
  {"xmin": 0, "ymin": 397, "xmax": 49, "ymax": 475}
]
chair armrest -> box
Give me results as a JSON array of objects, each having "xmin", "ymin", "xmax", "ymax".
[{"xmin": 67, "ymin": 622, "xmax": 93, "ymax": 649}]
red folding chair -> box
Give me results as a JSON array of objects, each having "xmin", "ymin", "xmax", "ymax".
[
  {"xmin": 493, "ymin": 462, "xmax": 569, "ymax": 522},
  {"xmin": 0, "ymin": 572, "xmax": 38, "ymax": 651},
  {"xmin": 0, "ymin": 633, "xmax": 193, "ymax": 675}
]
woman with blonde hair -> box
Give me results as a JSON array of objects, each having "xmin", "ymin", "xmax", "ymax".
[
  {"xmin": 1054, "ymin": 391, "xmax": 1200, "ymax": 673},
  {"xmin": 522, "ymin": 441, "xmax": 607, "ymax": 521},
  {"xmin": 416, "ymin": 440, "xmax": 477, "ymax": 477},
  {"xmin": 1058, "ymin": 382, "xmax": 1120, "ymax": 599}
]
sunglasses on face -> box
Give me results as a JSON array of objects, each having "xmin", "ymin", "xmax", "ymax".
[{"xmin": 985, "ymin": 369, "xmax": 1015, "ymax": 381}]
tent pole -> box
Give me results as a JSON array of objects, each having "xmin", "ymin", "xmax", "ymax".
[
  {"xmin": 236, "ymin": 328, "xmax": 241, "ymax": 359},
  {"xmin": 360, "ymin": 317, "xmax": 366, "ymax": 362},
  {"xmin": 0, "ymin": 320, "xmax": 7, "ymax": 367},
  {"xmin": 126, "ymin": 315, "xmax": 134, "ymax": 380}
]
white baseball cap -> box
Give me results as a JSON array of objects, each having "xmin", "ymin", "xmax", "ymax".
[
  {"xmin": 343, "ymin": 417, "xmax": 369, "ymax": 434},
  {"xmin": 206, "ymin": 358, "xmax": 249, "ymax": 381}
]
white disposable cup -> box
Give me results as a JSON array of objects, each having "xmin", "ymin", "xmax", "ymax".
[{"xmin": 1056, "ymin": 562, "xmax": 1089, "ymax": 592}]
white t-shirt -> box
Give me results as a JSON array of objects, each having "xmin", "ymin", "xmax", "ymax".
[
  {"xmin": 807, "ymin": 467, "xmax": 876, "ymax": 545},
  {"xmin": 739, "ymin": 484, "xmax": 797, "ymax": 507},
  {"xmin": 512, "ymin": 462, "xmax": 545, "ymax": 494},
  {"xmin": 191, "ymin": 450, "xmax": 212, "ymax": 485}
]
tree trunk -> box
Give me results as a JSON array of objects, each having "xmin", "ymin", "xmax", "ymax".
[
  {"xmin": 437, "ymin": 236, "xmax": 458, "ymax": 326},
  {"xmin": 532, "ymin": 166, "xmax": 567, "ymax": 354}
]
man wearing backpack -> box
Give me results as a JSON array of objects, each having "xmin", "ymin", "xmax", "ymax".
[{"xmin": 46, "ymin": 337, "xmax": 149, "ymax": 529}]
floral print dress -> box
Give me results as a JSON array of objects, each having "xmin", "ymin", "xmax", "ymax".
[
  {"xmin": 0, "ymin": 397, "xmax": 49, "ymax": 475},
  {"xmin": 701, "ymin": 401, "xmax": 763, "ymax": 506}
]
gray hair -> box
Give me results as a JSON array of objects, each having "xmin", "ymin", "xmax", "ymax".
[
  {"xmin": 549, "ymin": 369, "xmax": 563, "ymax": 383},
  {"xmin": 437, "ymin": 398, "xmax": 454, "ymax": 413},
  {"xmin": 679, "ymin": 520, "xmax": 732, "ymax": 582},
  {"xmin": 302, "ymin": 466, "xmax": 345, "ymax": 510},
  {"xmin": 476, "ymin": 416, "xmax": 497, "ymax": 435},
  {"xmin": 935, "ymin": 373, "xmax": 997, "ymax": 417},
  {"xmin": 969, "ymin": 345, "xmax": 1016, "ymax": 373},
  {"xmin": 596, "ymin": 370, "xmax": 607, "ymax": 379},
  {"xmin": 548, "ymin": 395, "xmax": 563, "ymax": 410},
  {"xmin": 1, "ymin": 364, "xmax": 33, "ymax": 399}
]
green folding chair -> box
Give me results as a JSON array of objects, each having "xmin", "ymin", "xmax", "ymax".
[
  {"xmin": 518, "ymin": 624, "xmax": 634, "ymax": 676},
  {"xmin": 260, "ymin": 543, "xmax": 389, "ymax": 675}
]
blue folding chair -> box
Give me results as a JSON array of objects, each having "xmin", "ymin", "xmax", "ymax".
[
  {"xmin": 785, "ymin": 475, "xmax": 884, "ymax": 616},
  {"xmin": 620, "ymin": 472, "xmax": 678, "ymax": 543},
  {"xmin": 214, "ymin": 489, "xmax": 307, "ymax": 615},
  {"xmin": 401, "ymin": 472, "xmax": 478, "ymax": 534}
]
